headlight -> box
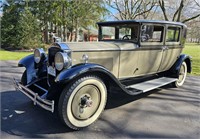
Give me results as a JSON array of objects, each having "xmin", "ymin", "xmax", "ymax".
[
  {"xmin": 55, "ymin": 52, "xmax": 71, "ymax": 71},
  {"xmin": 34, "ymin": 48, "xmax": 45, "ymax": 64}
]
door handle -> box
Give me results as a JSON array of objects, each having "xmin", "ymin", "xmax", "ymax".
[{"xmin": 162, "ymin": 46, "xmax": 168, "ymax": 50}]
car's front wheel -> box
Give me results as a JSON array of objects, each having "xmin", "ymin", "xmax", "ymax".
[
  {"xmin": 58, "ymin": 76, "xmax": 107, "ymax": 130},
  {"xmin": 173, "ymin": 61, "xmax": 187, "ymax": 87}
]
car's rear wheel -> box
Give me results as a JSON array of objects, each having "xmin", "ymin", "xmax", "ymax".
[
  {"xmin": 173, "ymin": 61, "xmax": 187, "ymax": 87},
  {"xmin": 58, "ymin": 76, "xmax": 107, "ymax": 130}
]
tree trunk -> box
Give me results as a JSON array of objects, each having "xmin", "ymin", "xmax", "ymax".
[
  {"xmin": 54, "ymin": 24, "xmax": 57, "ymax": 34},
  {"xmin": 159, "ymin": 0, "xmax": 169, "ymax": 21},
  {"xmin": 63, "ymin": 26, "xmax": 66, "ymax": 42},
  {"xmin": 62, "ymin": 2, "xmax": 65, "ymax": 42},
  {"xmin": 176, "ymin": 0, "xmax": 184, "ymax": 22},
  {"xmin": 44, "ymin": 24, "xmax": 48, "ymax": 44},
  {"xmin": 50, "ymin": 22, "xmax": 53, "ymax": 32},
  {"xmin": 58, "ymin": 25, "xmax": 62, "ymax": 40},
  {"xmin": 69, "ymin": 30, "xmax": 73, "ymax": 42},
  {"xmin": 75, "ymin": 18, "xmax": 79, "ymax": 42}
]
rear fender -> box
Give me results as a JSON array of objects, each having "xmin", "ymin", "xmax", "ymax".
[{"xmin": 169, "ymin": 54, "xmax": 192, "ymax": 77}]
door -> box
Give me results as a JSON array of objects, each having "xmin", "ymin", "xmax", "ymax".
[
  {"xmin": 118, "ymin": 25, "xmax": 140, "ymax": 78},
  {"xmin": 118, "ymin": 43, "xmax": 139, "ymax": 78},
  {"xmin": 159, "ymin": 26, "xmax": 182, "ymax": 72},
  {"xmin": 136, "ymin": 24, "xmax": 165, "ymax": 76}
]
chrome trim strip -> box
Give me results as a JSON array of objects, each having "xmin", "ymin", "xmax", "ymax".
[{"xmin": 13, "ymin": 78, "xmax": 54, "ymax": 113}]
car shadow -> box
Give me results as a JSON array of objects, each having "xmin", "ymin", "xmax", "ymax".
[
  {"xmin": 0, "ymin": 88, "xmax": 158, "ymax": 137},
  {"xmin": 1, "ymin": 90, "xmax": 71, "ymax": 137},
  {"xmin": 106, "ymin": 88, "xmax": 157, "ymax": 109}
]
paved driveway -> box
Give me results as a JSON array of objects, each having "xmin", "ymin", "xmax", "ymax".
[{"xmin": 1, "ymin": 60, "xmax": 200, "ymax": 138}]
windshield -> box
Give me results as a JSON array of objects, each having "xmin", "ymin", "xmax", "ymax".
[{"xmin": 100, "ymin": 24, "xmax": 139, "ymax": 42}]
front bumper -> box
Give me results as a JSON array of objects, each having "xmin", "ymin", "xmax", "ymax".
[{"xmin": 13, "ymin": 78, "xmax": 54, "ymax": 113}]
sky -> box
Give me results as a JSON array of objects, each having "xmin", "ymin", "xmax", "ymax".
[{"xmin": 0, "ymin": 0, "xmax": 9, "ymax": 17}]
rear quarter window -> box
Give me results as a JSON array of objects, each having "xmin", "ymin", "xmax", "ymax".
[{"xmin": 166, "ymin": 27, "xmax": 180, "ymax": 42}]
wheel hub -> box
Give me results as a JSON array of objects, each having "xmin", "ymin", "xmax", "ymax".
[
  {"xmin": 80, "ymin": 95, "xmax": 93, "ymax": 108},
  {"xmin": 71, "ymin": 84, "xmax": 101, "ymax": 120}
]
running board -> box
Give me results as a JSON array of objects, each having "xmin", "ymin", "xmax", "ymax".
[{"xmin": 126, "ymin": 77, "xmax": 177, "ymax": 93}]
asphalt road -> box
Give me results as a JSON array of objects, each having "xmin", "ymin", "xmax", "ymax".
[{"xmin": 1, "ymin": 60, "xmax": 200, "ymax": 139}]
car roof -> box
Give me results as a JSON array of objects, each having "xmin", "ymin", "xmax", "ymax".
[{"xmin": 97, "ymin": 19, "xmax": 186, "ymax": 27}]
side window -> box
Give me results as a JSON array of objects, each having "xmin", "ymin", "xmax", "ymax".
[
  {"xmin": 141, "ymin": 25, "xmax": 164, "ymax": 43},
  {"xmin": 118, "ymin": 25, "xmax": 139, "ymax": 42},
  {"xmin": 119, "ymin": 27, "xmax": 131, "ymax": 39},
  {"xmin": 102, "ymin": 27, "xmax": 115, "ymax": 40},
  {"xmin": 166, "ymin": 27, "xmax": 180, "ymax": 42}
]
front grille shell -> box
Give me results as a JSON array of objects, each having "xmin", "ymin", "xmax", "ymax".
[
  {"xmin": 47, "ymin": 46, "xmax": 71, "ymax": 85},
  {"xmin": 48, "ymin": 47, "xmax": 63, "ymax": 67}
]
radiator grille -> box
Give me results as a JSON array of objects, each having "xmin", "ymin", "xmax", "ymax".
[{"xmin": 48, "ymin": 47, "xmax": 63, "ymax": 66}]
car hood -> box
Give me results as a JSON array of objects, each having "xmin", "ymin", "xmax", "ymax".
[
  {"xmin": 62, "ymin": 41, "xmax": 137, "ymax": 52},
  {"xmin": 65, "ymin": 42, "xmax": 119, "ymax": 52}
]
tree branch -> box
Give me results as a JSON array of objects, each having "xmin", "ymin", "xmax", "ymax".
[
  {"xmin": 132, "ymin": 0, "xmax": 143, "ymax": 18},
  {"xmin": 158, "ymin": 0, "xmax": 169, "ymax": 21},
  {"xmin": 114, "ymin": 0, "xmax": 125, "ymax": 20},
  {"xmin": 133, "ymin": 2, "xmax": 155, "ymax": 19},
  {"xmin": 172, "ymin": 1, "xmax": 181, "ymax": 21},
  {"xmin": 177, "ymin": 0, "xmax": 184, "ymax": 22},
  {"xmin": 182, "ymin": 13, "xmax": 200, "ymax": 23},
  {"xmin": 194, "ymin": 0, "xmax": 200, "ymax": 7}
]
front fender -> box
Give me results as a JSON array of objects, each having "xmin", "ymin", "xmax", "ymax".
[
  {"xmin": 47, "ymin": 63, "xmax": 128, "ymax": 100},
  {"xmin": 55, "ymin": 63, "xmax": 116, "ymax": 83},
  {"xmin": 18, "ymin": 54, "xmax": 36, "ymax": 83},
  {"xmin": 169, "ymin": 54, "xmax": 192, "ymax": 77},
  {"xmin": 18, "ymin": 54, "xmax": 34, "ymax": 68},
  {"xmin": 47, "ymin": 63, "xmax": 142, "ymax": 99},
  {"xmin": 18, "ymin": 54, "xmax": 47, "ymax": 84},
  {"xmin": 55, "ymin": 63, "xmax": 129, "ymax": 94}
]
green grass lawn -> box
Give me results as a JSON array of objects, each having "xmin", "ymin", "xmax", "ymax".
[
  {"xmin": 0, "ymin": 49, "xmax": 32, "ymax": 60},
  {"xmin": 0, "ymin": 43, "xmax": 199, "ymax": 75},
  {"xmin": 183, "ymin": 43, "xmax": 200, "ymax": 76}
]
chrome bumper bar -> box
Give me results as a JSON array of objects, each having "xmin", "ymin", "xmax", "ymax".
[{"xmin": 13, "ymin": 78, "xmax": 54, "ymax": 113}]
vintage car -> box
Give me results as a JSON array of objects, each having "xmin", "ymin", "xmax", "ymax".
[{"xmin": 13, "ymin": 20, "xmax": 192, "ymax": 130}]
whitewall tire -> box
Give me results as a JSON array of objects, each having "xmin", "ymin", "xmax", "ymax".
[
  {"xmin": 174, "ymin": 61, "xmax": 187, "ymax": 87},
  {"xmin": 58, "ymin": 76, "xmax": 107, "ymax": 130}
]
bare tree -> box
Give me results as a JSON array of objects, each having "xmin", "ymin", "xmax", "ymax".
[
  {"xmin": 187, "ymin": 17, "xmax": 200, "ymax": 43},
  {"xmin": 106, "ymin": 0, "xmax": 158, "ymax": 20},
  {"xmin": 159, "ymin": 0, "xmax": 200, "ymax": 23}
]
